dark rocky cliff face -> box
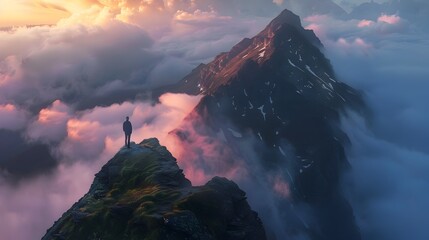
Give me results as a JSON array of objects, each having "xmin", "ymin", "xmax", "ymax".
[
  {"xmin": 168, "ymin": 9, "xmax": 364, "ymax": 240},
  {"xmin": 42, "ymin": 139, "xmax": 266, "ymax": 240}
]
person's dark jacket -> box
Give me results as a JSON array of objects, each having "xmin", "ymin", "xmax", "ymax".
[{"xmin": 123, "ymin": 120, "xmax": 132, "ymax": 135}]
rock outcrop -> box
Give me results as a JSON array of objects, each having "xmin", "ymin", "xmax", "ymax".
[{"xmin": 42, "ymin": 138, "xmax": 266, "ymax": 240}]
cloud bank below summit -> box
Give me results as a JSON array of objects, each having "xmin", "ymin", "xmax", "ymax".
[
  {"xmin": 0, "ymin": 93, "xmax": 202, "ymax": 240},
  {"xmin": 0, "ymin": 3, "xmax": 265, "ymax": 237},
  {"xmin": 301, "ymin": 6, "xmax": 429, "ymax": 240},
  {"xmin": 1, "ymin": 0, "xmax": 429, "ymax": 239},
  {"xmin": 0, "ymin": 2, "xmax": 272, "ymax": 175}
]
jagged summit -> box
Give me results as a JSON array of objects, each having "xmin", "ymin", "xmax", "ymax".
[
  {"xmin": 267, "ymin": 9, "xmax": 302, "ymax": 30},
  {"xmin": 166, "ymin": 8, "xmax": 363, "ymax": 240},
  {"xmin": 42, "ymin": 138, "xmax": 266, "ymax": 240},
  {"xmin": 259, "ymin": 8, "xmax": 321, "ymax": 47},
  {"xmin": 165, "ymin": 8, "xmax": 340, "ymax": 98}
]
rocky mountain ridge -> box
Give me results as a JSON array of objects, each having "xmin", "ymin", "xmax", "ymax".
[
  {"xmin": 168, "ymin": 9, "xmax": 364, "ymax": 240},
  {"xmin": 42, "ymin": 139, "xmax": 266, "ymax": 240}
]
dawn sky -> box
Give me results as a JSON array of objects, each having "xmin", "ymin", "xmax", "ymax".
[
  {"xmin": 0, "ymin": 0, "xmax": 393, "ymax": 27},
  {"xmin": 1, "ymin": 0, "xmax": 428, "ymax": 239}
]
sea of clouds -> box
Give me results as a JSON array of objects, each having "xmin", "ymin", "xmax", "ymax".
[{"xmin": 1, "ymin": 0, "xmax": 428, "ymax": 239}]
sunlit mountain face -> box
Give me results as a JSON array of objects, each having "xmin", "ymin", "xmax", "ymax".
[
  {"xmin": 164, "ymin": 9, "xmax": 365, "ymax": 239},
  {"xmin": 1, "ymin": 1, "xmax": 429, "ymax": 240}
]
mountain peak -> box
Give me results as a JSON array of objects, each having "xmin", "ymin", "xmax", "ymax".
[
  {"xmin": 257, "ymin": 8, "xmax": 321, "ymax": 48},
  {"xmin": 43, "ymin": 138, "xmax": 266, "ymax": 240},
  {"xmin": 267, "ymin": 9, "xmax": 302, "ymax": 31},
  {"xmin": 165, "ymin": 8, "xmax": 364, "ymax": 239},
  {"xmin": 163, "ymin": 8, "xmax": 324, "ymax": 96}
]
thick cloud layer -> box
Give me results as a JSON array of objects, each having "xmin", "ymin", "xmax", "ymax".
[
  {"xmin": 342, "ymin": 114, "xmax": 429, "ymax": 240},
  {"xmin": 167, "ymin": 115, "xmax": 308, "ymax": 239},
  {"xmin": 0, "ymin": 93, "xmax": 201, "ymax": 240},
  {"xmin": 0, "ymin": 17, "xmax": 155, "ymax": 110},
  {"xmin": 0, "ymin": 104, "xmax": 28, "ymax": 130},
  {"xmin": 0, "ymin": 3, "xmax": 273, "ymax": 179},
  {"xmin": 302, "ymin": 7, "xmax": 429, "ymax": 240},
  {"xmin": 1, "ymin": 1, "xmax": 429, "ymax": 239}
]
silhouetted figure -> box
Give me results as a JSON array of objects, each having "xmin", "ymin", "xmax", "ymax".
[{"xmin": 123, "ymin": 116, "xmax": 132, "ymax": 148}]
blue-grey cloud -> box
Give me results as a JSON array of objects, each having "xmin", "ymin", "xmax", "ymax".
[
  {"xmin": 309, "ymin": 7, "xmax": 429, "ymax": 239},
  {"xmin": 1, "ymin": 1, "xmax": 428, "ymax": 240}
]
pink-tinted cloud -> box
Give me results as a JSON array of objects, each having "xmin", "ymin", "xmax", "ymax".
[
  {"xmin": 159, "ymin": 93, "xmax": 200, "ymax": 112},
  {"xmin": 55, "ymin": 94, "xmax": 201, "ymax": 162},
  {"xmin": 27, "ymin": 100, "xmax": 71, "ymax": 143},
  {"xmin": 337, "ymin": 37, "xmax": 372, "ymax": 48},
  {"xmin": 305, "ymin": 17, "xmax": 372, "ymax": 55},
  {"xmin": 60, "ymin": 119, "xmax": 106, "ymax": 160},
  {"xmin": 273, "ymin": 0, "xmax": 284, "ymax": 6},
  {"xmin": 0, "ymin": 19, "xmax": 158, "ymax": 110},
  {"xmin": 162, "ymin": 108, "xmax": 298, "ymax": 240},
  {"xmin": 305, "ymin": 23, "xmax": 325, "ymax": 38},
  {"xmin": 303, "ymin": 13, "xmax": 410, "ymax": 57},
  {"xmin": 272, "ymin": 175, "xmax": 290, "ymax": 199},
  {"xmin": 304, "ymin": 15, "xmax": 329, "ymax": 37},
  {"xmin": 0, "ymin": 103, "xmax": 28, "ymax": 130},
  {"xmin": 0, "ymin": 93, "xmax": 202, "ymax": 239},
  {"xmin": 354, "ymin": 38, "xmax": 371, "ymax": 48},
  {"xmin": 378, "ymin": 14, "xmax": 401, "ymax": 25},
  {"xmin": 358, "ymin": 19, "xmax": 375, "ymax": 28},
  {"xmin": 165, "ymin": 111, "xmax": 250, "ymax": 185},
  {"xmin": 0, "ymin": 160, "xmax": 103, "ymax": 240},
  {"xmin": 335, "ymin": 37, "xmax": 372, "ymax": 55}
]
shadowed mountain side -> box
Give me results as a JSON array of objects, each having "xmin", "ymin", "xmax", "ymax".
[
  {"xmin": 155, "ymin": 9, "xmax": 324, "ymax": 97},
  {"xmin": 42, "ymin": 138, "xmax": 266, "ymax": 240},
  {"xmin": 166, "ymin": 9, "xmax": 364, "ymax": 240}
]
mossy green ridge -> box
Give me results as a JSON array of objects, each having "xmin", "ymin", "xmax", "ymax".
[{"xmin": 42, "ymin": 138, "xmax": 266, "ymax": 240}]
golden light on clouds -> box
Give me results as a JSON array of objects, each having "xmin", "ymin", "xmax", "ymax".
[{"xmin": 0, "ymin": 0, "xmax": 100, "ymax": 27}]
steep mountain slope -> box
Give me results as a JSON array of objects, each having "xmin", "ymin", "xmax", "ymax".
[
  {"xmin": 42, "ymin": 139, "xmax": 266, "ymax": 240},
  {"xmin": 168, "ymin": 9, "xmax": 364, "ymax": 240}
]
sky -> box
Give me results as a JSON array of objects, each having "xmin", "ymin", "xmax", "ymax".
[{"xmin": 1, "ymin": 0, "xmax": 429, "ymax": 239}]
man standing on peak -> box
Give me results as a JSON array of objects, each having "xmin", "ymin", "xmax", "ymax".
[{"xmin": 123, "ymin": 116, "xmax": 132, "ymax": 148}]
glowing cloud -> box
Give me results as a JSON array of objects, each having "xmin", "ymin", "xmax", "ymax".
[
  {"xmin": 304, "ymin": 15, "xmax": 330, "ymax": 38},
  {"xmin": 378, "ymin": 14, "xmax": 401, "ymax": 25},
  {"xmin": 337, "ymin": 37, "xmax": 372, "ymax": 53},
  {"xmin": 166, "ymin": 111, "xmax": 249, "ymax": 185},
  {"xmin": 0, "ymin": 104, "xmax": 28, "ymax": 130},
  {"xmin": 174, "ymin": 9, "xmax": 232, "ymax": 23},
  {"xmin": 358, "ymin": 19, "xmax": 375, "ymax": 28},
  {"xmin": 272, "ymin": 175, "xmax": 290, "ymax": 199},
  {"xmin": 27, "ymin": 100, "xmax": 71, "ymax": 143},
  {"xmin": 56, "ymin": 93, "xmax": 201, "ymax": 162},
  {"xmin": 0, "ymin": 93, "xmax": 202, "ymax": 238},
  {"xmin": 273, "ymin": 0, "xmax": 284, "ymax": 6},
  {"xmin": 159, "ymin": 93, "xmax": 201, "ymax": 112}
]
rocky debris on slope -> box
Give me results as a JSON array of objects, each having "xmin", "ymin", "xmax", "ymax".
[{"xmin": 42, "ymin": 138, "xmax": 266, "ymax": 240}]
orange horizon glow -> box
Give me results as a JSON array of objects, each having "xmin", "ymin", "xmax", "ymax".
[{"xmin": 0, "ymin": 0, "xmax": 99, "ymax": 27}]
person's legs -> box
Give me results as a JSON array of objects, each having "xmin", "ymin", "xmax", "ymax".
[
  {"xmin": 124, "ymin": 133, "xmax": 128, "ymax": 146},
  {"xmin": 126, "ymin": 134, "xmax": 131, "ymax": 148}
]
